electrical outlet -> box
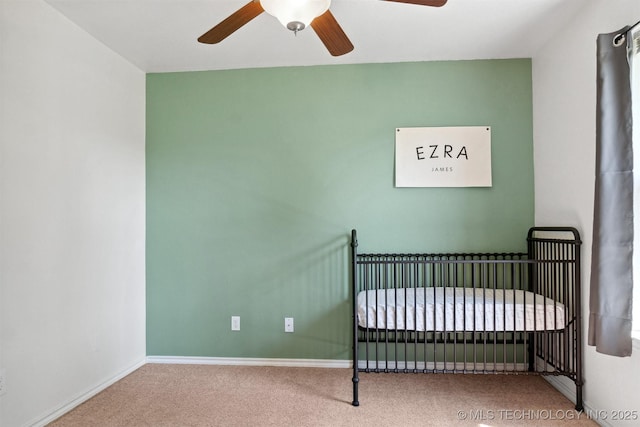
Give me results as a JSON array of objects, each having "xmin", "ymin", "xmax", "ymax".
[
  {"xmin": 284, "ymin": 317, "xmax": 294, "ymax": 333},
  {"xmin": 231, "ymin": 316, "xmax": 240, "ymax": 331},
  {"xmin": 0, "ymin": 368, "xmax": 6, "ymax": 396}
]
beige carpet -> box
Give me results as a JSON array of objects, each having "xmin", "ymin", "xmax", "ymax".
[{"xmin": 49, "ymin": 364, "xmax": 596, "ymax": 426}]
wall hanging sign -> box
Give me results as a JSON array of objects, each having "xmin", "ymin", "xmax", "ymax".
[{"xmin": 395, "ymin": 126, "xmax": 492, "ymax": 187}]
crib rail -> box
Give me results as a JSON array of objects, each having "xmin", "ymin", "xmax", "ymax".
[{"xmin": 350, "ymin": 227, "xmax": 582, "ymax": 410}]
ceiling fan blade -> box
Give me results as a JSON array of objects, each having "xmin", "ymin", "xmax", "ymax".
[
  {"xmin": 383, "ymin": 0, "xmax": 447, "ymax": 6},
  {"xmin": 310, "ymin": 10, "xmax": 354, "ymax": 57},
  {"xmin": 198, "ymin": 1, "xmax": 264, "ymax": 44}
]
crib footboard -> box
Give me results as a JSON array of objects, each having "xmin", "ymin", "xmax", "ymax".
[{"xmin": 350, "ymin": 227, "xmax": 582, "ymax": 410}]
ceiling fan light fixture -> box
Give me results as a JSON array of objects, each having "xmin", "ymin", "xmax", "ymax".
[{"xmin": 260, "ymin": 0, "xmax": 331, "ymax": 32}]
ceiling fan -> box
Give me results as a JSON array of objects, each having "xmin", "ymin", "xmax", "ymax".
[{"xmin": 198, "ymin": 0, "xmax": 448, "ymax": 57}]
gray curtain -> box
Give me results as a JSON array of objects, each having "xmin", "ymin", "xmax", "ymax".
[{"xmin": 588, "ymin": 26, "xmax": 634, "ymax": 357}]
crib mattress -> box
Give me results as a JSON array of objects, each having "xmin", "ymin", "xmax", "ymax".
[{"xmin": 357, "ymin": 287, "xmax": 566, "ymax": 332}]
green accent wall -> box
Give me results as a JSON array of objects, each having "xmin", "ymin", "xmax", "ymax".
[{"xmin": 146, "ymin": 59, "xmax": 534, "ymax": 359}]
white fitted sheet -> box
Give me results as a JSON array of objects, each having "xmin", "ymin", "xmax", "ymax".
[{"xmin": 357, "ymin": 287, "xmax": 566, "ymax": 332}]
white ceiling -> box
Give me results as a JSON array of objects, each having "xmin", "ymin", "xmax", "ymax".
[{"xmin": 45, "ymin": 0, "xmax": 585, "ymax": 73}]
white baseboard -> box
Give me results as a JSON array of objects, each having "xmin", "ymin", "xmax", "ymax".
[
  {"xmin": 30, "ymin": 357, "xmax": 146, "ymax": 427},
  {"xmin": 146, "ymin": 356, "xmax": 352, "ymax": 369}
]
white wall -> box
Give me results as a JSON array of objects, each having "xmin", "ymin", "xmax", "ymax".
[
  {"xmin": 533, "ymin": 0, "xmax": 640, "ymax": 424},
  {"xmin": 0, "ymin": 1, "xmax": 146, "ymax": 426}
]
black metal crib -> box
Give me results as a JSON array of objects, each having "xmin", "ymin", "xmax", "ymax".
[{"xmin": 350, "ymin": 227, "xmax": 583, "ymax": 411}]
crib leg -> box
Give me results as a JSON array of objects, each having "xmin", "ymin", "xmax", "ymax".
[
  {"xmin": 352, "ymin": 375, "xmax": 359, "ymax": 406},
  {"xmin": 575, "ymin": 380, "xmax": 584, "ymax": 412}
]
